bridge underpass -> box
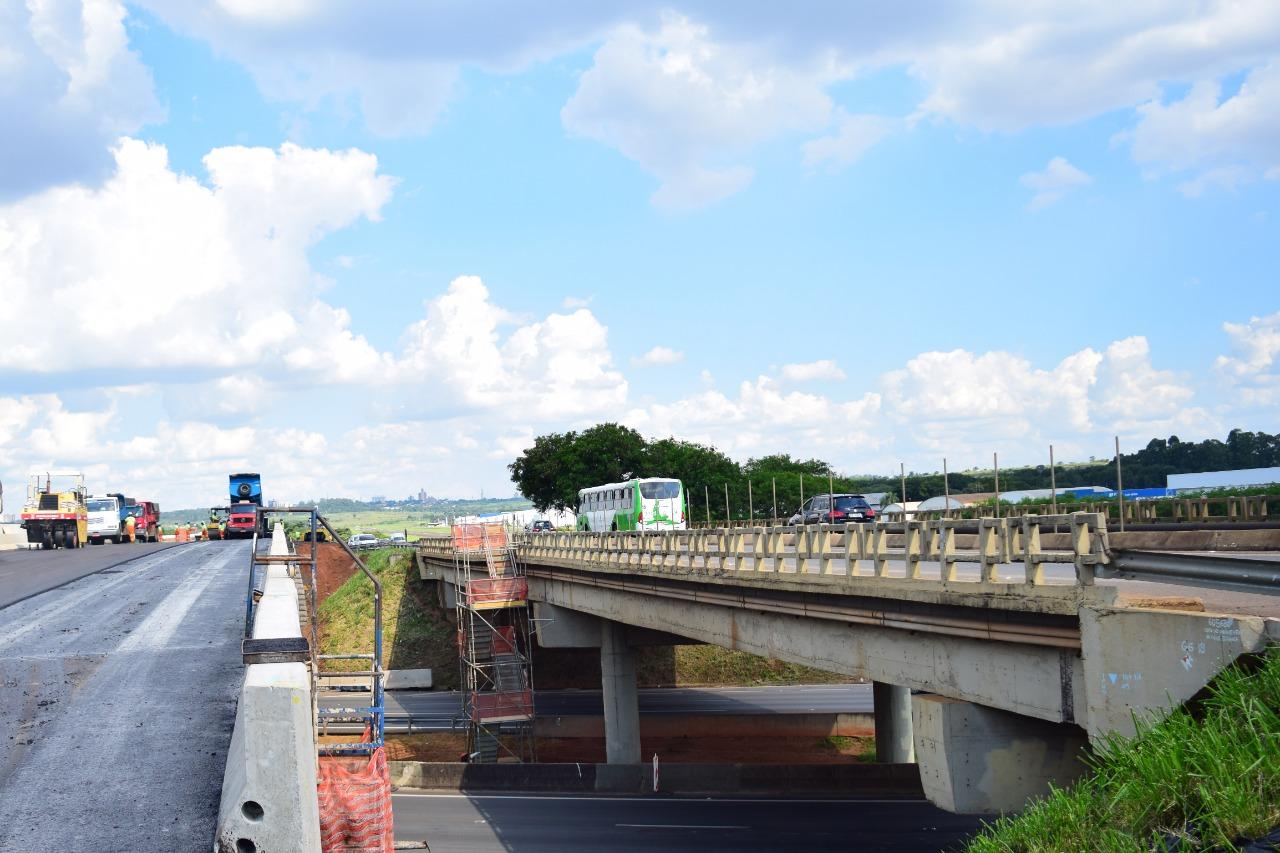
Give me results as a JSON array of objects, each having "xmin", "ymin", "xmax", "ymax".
[
  {"xmin": 0, "ymin": 540, "xmax": 249, "ymax": 851},
  {"xmin": 417, "ymin": 515, "xmax": 1280, "ymax": 814}
]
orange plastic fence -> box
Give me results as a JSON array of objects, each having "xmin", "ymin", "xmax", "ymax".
[
  {"xmin": 465, "ymin": 577, "xmax": 528, "ymax": 608},
  {"xmin": 450, "ymin": 523, "xmax": 509, "ymax": 553},
  {"xmin": 470, "ymin": 689, "xmax": 535, "ymax": 723},
  {"xmin": 317, "ymin": 747, "xmax": 394, "ymax": 853}
]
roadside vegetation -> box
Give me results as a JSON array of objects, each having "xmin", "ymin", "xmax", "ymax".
[
  {"xmin": 317, "ymin": 548, "xmax": 459, "ymax": 686},
  {"xmin": 509, "ymin": 426, "xmax": 1280, "ymax": 521},
  {"xmin": 966, "ymin": 647, "xmax": 1280, "ymax": 853}
]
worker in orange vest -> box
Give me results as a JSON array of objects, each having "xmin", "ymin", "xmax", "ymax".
[{"xmin": 125, "ymin": 513, "xmax": 137, "ymax": 543}]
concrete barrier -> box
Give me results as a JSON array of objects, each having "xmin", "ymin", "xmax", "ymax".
[
  {"xmin": 215, "ymin": 524, "xmax": 321, "ymax": 853},
  {"xmin": 384, "ymin": 668, "xmax": 433, "ymax": 690},
  {"xmin": 388, "ymin": 760, "xmax": 923, "ymax": 798}
]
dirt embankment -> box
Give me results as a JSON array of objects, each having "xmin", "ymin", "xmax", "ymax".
[{"xmin": 385, "ymin": 733, "xmax": 876, "ymax": 764}]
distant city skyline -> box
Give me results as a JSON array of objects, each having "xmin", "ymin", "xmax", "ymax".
[{"xmin": 1, "ymin": 2, "xmax": 1277, "ymax": 509}]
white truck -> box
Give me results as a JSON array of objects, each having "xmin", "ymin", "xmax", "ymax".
[{"xmin": 86, "ymin": 493, "xmax": 129, "ymax": 544}]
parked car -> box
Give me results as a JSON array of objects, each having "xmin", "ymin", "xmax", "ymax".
[
  {"xmin": 528, "ymin": 520, "xmax": 553, "ymax": 532},
  {"xmin": 788, "ymin": 494, "xmax": 877, "ymax": 525},
  {"xmin": 346, "ymin": 533, "xmax": 379, "ymax": 550}
]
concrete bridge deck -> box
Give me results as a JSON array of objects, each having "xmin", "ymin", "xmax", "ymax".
[{"xmin": 416, "ymin": 516, "xmax": 1280, "ymax": 813}]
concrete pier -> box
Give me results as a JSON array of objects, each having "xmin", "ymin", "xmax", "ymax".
[
  {"xmin": 600, "ymin": 620, "xmax": 641, "ymax": 764},
  {"xmin": 873, "ymin": 682, "xmax": 915, "ymax": 764}
]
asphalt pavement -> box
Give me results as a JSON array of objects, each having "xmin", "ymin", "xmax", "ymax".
[
  {"xmin": 0, "ymin": 540, "xmax": 249, "ymax": 852},
  {"xmin": 391, "ymin": 792, "xmax": 987, "ymax": 852},
  {"xmin": 0, "ymin": 539, "xmax": 180, "ymax": 610}
]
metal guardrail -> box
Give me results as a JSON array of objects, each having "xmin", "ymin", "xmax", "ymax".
[{"xmin": 1099, "ymin": 550, "xmax": 1280, "ymax": 597}]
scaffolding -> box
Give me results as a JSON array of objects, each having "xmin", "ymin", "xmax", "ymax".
[{"xmin": 452, "ymin": 523, "xmax": 536, "ymax": 763}]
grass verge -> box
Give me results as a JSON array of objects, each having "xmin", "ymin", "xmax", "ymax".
[
  {"xmin": 966, "ymin": 646, "xmax": 1280, "ymax": 852},
  {"xmin": 317, "ymin": 548, "xmax": 459, "ymax": 688}
]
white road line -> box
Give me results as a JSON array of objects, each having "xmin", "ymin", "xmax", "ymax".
[
  {"xmin": 0, "ymin": 545, "xmax": 206, "ymax": 651},
  {"xmin": 116, "ymin": 546, "xmax": 237, "ymax": 652},
  {"xmin": 616, "ymin": 819, "xmax": 747, "ymax": 824},
  {"xmin": 391, "ymin": 793, "xmax": 926, "ymax": 804}
]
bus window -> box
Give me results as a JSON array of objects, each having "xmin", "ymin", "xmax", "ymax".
[{"xmin": 640, "ymin": 481, "xmax": 681, "ymax": 499}]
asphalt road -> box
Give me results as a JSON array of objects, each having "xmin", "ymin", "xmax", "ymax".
[
  {"xmin": 332, "ymin": 684, "xmax": 874, "ymax": 731},
  {"xmin": 0, "ymin": 540, "xmax": 248, "ymax": 852},
  {"xmin": 0, "ymin": 539, "xmax": 180, "ymax": 610},
  {"xmin": 391, "ymin": 792, "xmax": 987, "ymax": 852}
]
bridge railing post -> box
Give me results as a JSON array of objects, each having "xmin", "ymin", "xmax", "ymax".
[
  {"xmin": 904, "ymin": 520, "xmax": 924, "ymax": 580},
  {"xmin": 1070, "ymin": 512, "xmax": 1103, "ymax": 586}
]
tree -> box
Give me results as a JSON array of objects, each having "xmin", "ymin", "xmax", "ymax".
[{"xmin": 508, "ymin": 423, "xmax": 648, "ymax": 512}]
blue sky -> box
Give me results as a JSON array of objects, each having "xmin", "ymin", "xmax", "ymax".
[{"xmin": 1, "ymin": 2, "xmax": 1278, "ymax": 509}]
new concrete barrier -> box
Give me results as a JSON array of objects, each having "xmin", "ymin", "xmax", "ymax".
[
  {"xmin": 215, "ymin": 525, "xmax": 321, "ymax": 853},
  {"xmin": 388, "ymin": 760, "xmax": 923, "ymax": 797},
  {"xmin": 534, "ymin": 711, "xmax": 873, "ymax": 738}
]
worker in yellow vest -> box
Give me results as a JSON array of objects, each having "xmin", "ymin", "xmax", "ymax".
[{"xmin": 125, "ymin": 513, "xmax": 137, "ymax": 543}]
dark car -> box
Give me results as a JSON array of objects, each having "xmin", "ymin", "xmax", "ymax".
[
  {"xmin": 529, "ymin": 520, "xmax": 554, "ymax": 532},
  {"xmin": 788, "ymin": 494, "xmax": 877, "ymax": 525}
]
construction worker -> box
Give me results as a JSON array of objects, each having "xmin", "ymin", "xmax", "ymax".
[{"xmin": 124, "ymin": 512, "xmax": 137, "ymax": 543}]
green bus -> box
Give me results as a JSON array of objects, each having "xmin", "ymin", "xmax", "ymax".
[{"xmin": 575, "ymin": 478, "xmax": 687, "ymax": 531}]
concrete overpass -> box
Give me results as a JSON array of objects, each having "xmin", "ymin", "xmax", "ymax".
[{"xmin": 416, "ymin": 513, "xmax": 1280, "ymax": 813}]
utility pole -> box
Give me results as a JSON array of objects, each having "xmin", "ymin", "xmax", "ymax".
[
  {"xmin": 993, "ymin": 452, "xmax": 1001, "ymax": 520},
  {"xmin": 1049, "ymin": 444, "xmax": 1057, "ymax": 515},
  {"xmin": 772, "ymin": 477, "xmax": 778, "ymax": 527},
  {"xmin": 943, "ymin": 457, "xmax": 950, "ymax": 518},
  {"xmin": 704, "ymin": 485, "xmax": 711, "ymax": 526},
  {"xmin": 748, "ymin": 480, "xmax": 754, "ymax": 525},
  {"xmin": 1115, "ymin": 436, "xmax": 1125, "ymax": 533},
  {"xmin": 724, "ymin": 482, "xmax": 730, "ymax": 526}
]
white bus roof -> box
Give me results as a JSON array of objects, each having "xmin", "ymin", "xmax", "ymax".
[{"xmin": 578, "ymin": 477, "xmax": 681, "ymax": 494}]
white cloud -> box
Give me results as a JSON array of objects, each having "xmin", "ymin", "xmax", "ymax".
[
  {"xmin": 396, "ymin": 277, "xmax": 628, "ymax": 420},
  {"xmin": 1130, "ymin": 64, "xmax": 1280, "ymax": 191},
  {"xmin": 780, "ymin": 360, "xmax": 846, "ymax": 382},
  {"xmin": 0, "ymin": 138, "xmax": 394, "ymax": 381},
  {"xmin": 1019, "ymin": 156, "xmax": 1092, "ymax": 210},
  {"xmin": 802, "ymin": 111, "xmax": 891, "ymax": 172},
  {"xmin": 0, "ymin": 0, "xmax": 161, "ymax": 197},
  {"xmin": 632, "ymin": 346, "xmax": 684, "ymax": 366},
  {"xmin": 1215, "ymin": 311, "xmax": 1280, "ymax": 405},
  {"xmin": 561, "ymin": 13, "xmax": 839, "ymax": 209}
]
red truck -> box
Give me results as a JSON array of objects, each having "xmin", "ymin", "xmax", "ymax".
[{"xmin": 125, "ymin": 500, "xmax": 161, "ymax": 542}]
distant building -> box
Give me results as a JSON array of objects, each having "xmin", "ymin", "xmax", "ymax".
[{"xmin": 1167, "ymin": 467, "xmax": 1280, "ymax": 493}]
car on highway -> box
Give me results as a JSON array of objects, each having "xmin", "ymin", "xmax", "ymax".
[
  {"xmin": 789, "ymin": 493, "xmax": 877, "ymax": 525},
  {"xmin": 388, "ymin": 532, "xmax": 407, "ymax": 544},
  {"xmin": 346, "ymin": 533, "xmax": 379, "ymax": 550}
]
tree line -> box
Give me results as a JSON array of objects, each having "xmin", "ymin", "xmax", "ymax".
[{"xmin": 508, "ymin": 425, "xmax": 1280, "ymax": 522}]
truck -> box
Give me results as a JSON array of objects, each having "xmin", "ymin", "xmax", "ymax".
[
  {"xmin": 226, "ymin": 473, "xmax": 263, "ymax": 538},
  {"xmin": 21, "ymin": 472, "xmax": 89, "ymax": 549},
  {"xmin": 125, "ymin": 500, "xmax": 161, "ymax": 542},
  {"xmin": 86, "ymin": 493, "xmax": 132, "ymax": 544}
]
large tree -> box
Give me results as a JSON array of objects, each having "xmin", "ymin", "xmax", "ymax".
[{"xmin": 508, "ymin": 423, "xmax": 647, "ymax": 512}]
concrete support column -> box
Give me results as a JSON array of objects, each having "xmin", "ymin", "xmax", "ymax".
[
  {"xmin": 873, "ymin": 681, "xmax": 915, "ymax": 763},
  {"xmin": 912, "ymin": 694, "xmax": 1088, "ymax": 814},
  {"xmin": 600, "ymin": 619, "xmax": 641, "ymax": 764}
]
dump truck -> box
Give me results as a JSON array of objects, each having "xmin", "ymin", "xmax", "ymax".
[
  {"xmin": 21, "ymin": 472, "xmax": 89, "ymax": 549},
  {"xmin": 226, "ymin": 473, "xmax": 263, "ymax": 538}
]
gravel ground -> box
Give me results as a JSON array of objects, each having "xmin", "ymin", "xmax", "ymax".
[{"xmin": 0, "ymin": 540, "xmax": 249, "ymax": 852}]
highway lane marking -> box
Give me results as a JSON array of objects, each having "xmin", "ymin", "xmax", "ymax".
[
  {"xmin": 116, "ymin": 546, "xmax": 237, "ymax": 652},
  {"xmin": 0, "ymin": 544, "xmax": 210, "ymax": 650},
  {"xmin": 611, "ymin": 819, "xmax": 747, "ymax": 824},
  {"xmin": 392, "ymin": 793, "xmax": 927, "ymax": 804}
]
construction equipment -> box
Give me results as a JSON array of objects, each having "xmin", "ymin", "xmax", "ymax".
[
  {"xmin": 453, "ymin": 523, "xmax": 536, "ymax": 763},
  {"xmin": 227, "ymin": 473, "xmax": 264, "ymax": 538},
  {"xmin": 21, "ymin": 472, "xmax": 88, "ymax": 549},
  {"xmin": 207, "ymin": 506, "xmax": 229, "ymax": 540}
]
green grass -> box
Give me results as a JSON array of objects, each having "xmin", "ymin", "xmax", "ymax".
[
  {"xmin": 966, "ymin": 647, "xmax": 1280, "ymax": 852},
  {"xmin": 316, "ymin": 548, "xmax": 459, "ymax": 688},
  {"xmin": 663, "ymin": 645, "xmax": 854, "ymax": 686}
]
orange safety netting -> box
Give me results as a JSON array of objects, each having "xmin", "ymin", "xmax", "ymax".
[
  {"xmin": 450, "ymin": 523, "xmax": 508, "ymax": 553},
  {"xmin": 317, "ymin": 746, "xmax": 394, "ymax": 853}
]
